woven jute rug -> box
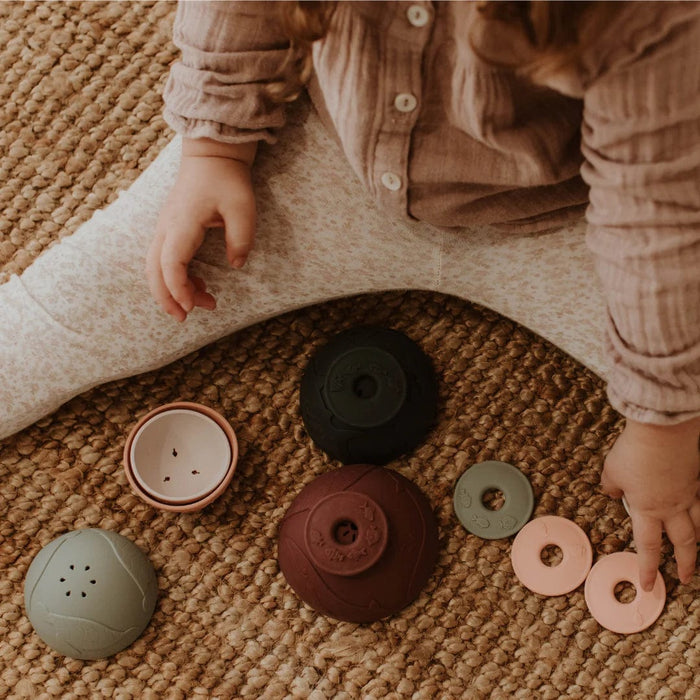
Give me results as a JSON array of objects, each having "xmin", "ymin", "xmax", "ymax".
[{"xmin": 1, "ymin": 3, "xmax": 698, "ymax": 698}]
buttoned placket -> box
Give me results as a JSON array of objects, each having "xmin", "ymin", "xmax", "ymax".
[{"xmin": 371, "ymin": 2, "xmax": 433, "ymax": 220}]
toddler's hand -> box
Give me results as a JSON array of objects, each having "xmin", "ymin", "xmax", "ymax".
[
  {"xmin": 601, "ymin": 416, "xmax": 700, "ymax": 591},
  {"xmin": 146, "ymin": 138, "xmax": 257, "ymax": 322}
]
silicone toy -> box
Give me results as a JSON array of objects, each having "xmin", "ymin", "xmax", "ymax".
[
  {"xmin": 123, "ymin": 402, "xmax": 238, "ymax": 512},
  {"xmin": 510, "ymin": 515, "xmax": 593, "ymax": 596},
  {"xmin": 584, "ymin": 552, "xmax": 666, "ymax": 634},
  {"xmin": 24, "ymin": 529, "xmax": 158, "ymax": 660},
  {"xmin": 454, "ymin": 461, "xmax": 534, "ymax": 539},
  {"xmin": 278, "ymin": 463, "xmax": 439, "ymax": 623},
  {"xmin": 299, "ymin": 327, "xmax": 438, "ymax": 464}
]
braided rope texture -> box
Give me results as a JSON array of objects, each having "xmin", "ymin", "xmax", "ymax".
[{"xmin": 1, "ymin": 3, "xmax": 699, "ymax": 698}]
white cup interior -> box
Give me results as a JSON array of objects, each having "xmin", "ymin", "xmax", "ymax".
[{"xmin": 130, "ymin": 409, "xmax": 232, "ymax": 503}]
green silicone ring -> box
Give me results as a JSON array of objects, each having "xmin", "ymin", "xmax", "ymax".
[{"xmin": 453, "ymin": 461, "xmax": 534, "ymax": 539}]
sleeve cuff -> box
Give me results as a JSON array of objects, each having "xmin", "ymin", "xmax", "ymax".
[
  {"xmin": 163, "ymin": 109, "xmax": 279, "ymax": 145},
  {"xmin": 603, "ymin": 312, "xmax": 700, "ymax": 426}
]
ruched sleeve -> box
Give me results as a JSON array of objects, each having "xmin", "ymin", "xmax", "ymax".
[
  {"xmin": 581, "ymin": 5, "xmax": 700, "ymax": 424},
  {"xmin": 163, "ymin": 0, "xmax": 290, "ymax": 144}
]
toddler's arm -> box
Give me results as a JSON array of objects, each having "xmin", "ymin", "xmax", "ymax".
[
  {"xmin": 581, "ymin": 6, "xmax": 700, "ymax": 585},
  {"xmin": 149, "ymin": 1, "xmax": 292, "ymax": 320},
  {"xmin": 146, "ymin": 139, "xmax": 257, "ymax": 321},
  {"xmin": 601, "ymin": 417, "xmax": 700, "ymax": 590}
]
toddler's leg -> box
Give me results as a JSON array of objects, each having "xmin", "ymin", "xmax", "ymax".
[
  {"xmin": 0, "ymin": 97, "xmax": 607, "ymax": 441},
  {"xmin": 436, "ymin": 220, "xmax": 607, "ymax": 378},
  {"xmin": 0, "ymin": 117, "xmax": 442, "ymax": 440}
]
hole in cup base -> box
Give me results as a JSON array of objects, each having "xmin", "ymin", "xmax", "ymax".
[
  {"xmin": 333, "ymin": 520, "xmax": 359, "ymax": 545},
  {"xmin": 482, "ymin": 489, "xmax": 505, "ymax": 511},
  {"xmin": 614, "ymin": 580, "xmax": 637, "ymax": 604},
  {"xmin": 540, "ymin": 544, "xmax": 564, "ymax": 567},
  {"xmin": 352, "ymin": 375, "xmax": 378, "ymax": 399}
]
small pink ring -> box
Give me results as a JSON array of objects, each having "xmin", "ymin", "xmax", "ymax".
[
  {"xmin": 511, "ymin": 516, "xmax": 593, "ymax": 596},
  {"xmin": 584, "ymin": 552, "xmax": 665, "ymax": 634}
]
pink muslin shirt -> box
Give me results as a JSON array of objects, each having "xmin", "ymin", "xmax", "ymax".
[{"xmin": 162, "ymin": 1, "xmax": 700, "ymax": 426}]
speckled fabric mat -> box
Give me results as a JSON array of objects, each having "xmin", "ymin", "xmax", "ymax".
[{"xmin": 1, "ymin": 3, "xmax": 698, "ymax": 699}]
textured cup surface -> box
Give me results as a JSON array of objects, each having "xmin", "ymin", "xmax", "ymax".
[
  {"xmin": 300, "ymin": 327, "xmax": 438, "ymax": 464},
  {"xmin": 278, "ymin": 464, "xmax": 439, "ymax": 622},
  {"xmin": 24, "ymin": 529, "xmax": 158, "ymax": 660}
]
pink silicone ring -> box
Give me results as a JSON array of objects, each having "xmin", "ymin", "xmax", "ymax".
[
  {"xmin": 511, "ymin": 515, "xmax": 593, "ymax": 596},
  {"xmin": 584, "ymin": 552, "xmax": 665, "ymax": 634}
]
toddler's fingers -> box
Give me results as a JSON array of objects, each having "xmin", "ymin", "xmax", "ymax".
[
  {"xmin": 631, "ymin": 514, "xmax": 663, "ymax": 592},
  {"xmin": 664, "ymin": 511, "xmax": 697, "ymax": 585},
  {"xmin": 191, "ymin": 276, "xmax": 216, "ymax": 311},
  {"xmin": 221, "ymin": 202, "xmax": 256, "ymax": 268},
  {"xmin": 599, "ymin": 466, "xmax": 623, "ymax": 499},
  {"xmin": 162, "ymin": 258, "xmax": 196, "ymax": 313},
  {"xmin": 146, "ymin": 231, "xmax": 187, "ymax": 321},
  {"xmin": 149, "ymin": 263, "xmax": 187, "ymax": 321},
  {"xmin": 160, "ymin": 228, "xmax": 205, "ymax": 313},
  {"xmin": 690, "ymin": 499, "xmax": 700, "ymax": 540}
]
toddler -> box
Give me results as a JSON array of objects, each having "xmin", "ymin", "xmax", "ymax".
[
  {"xmin": 150, "ymin": 1, "xmax": 700, "ymax": 592},
  {"xmin": 2, "ymin": 1, "xmax": 699, "ymax": 592}
]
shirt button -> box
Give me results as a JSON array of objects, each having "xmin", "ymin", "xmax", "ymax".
[
  {"xmin": 394, "ymin": 93, "xmax": 418, "ymax": 113},
  {"xmin": 406, "ymin": 5, "xmax": 430, "ymax": 27},
  {"xmin": 381, "ymin": 172, "xmax": 402, "ymax": 191}
]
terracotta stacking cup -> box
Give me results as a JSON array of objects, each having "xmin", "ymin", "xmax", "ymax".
[{"xmin": 123, "ymin": 402, "xmax": 238, "ymax": 512}]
